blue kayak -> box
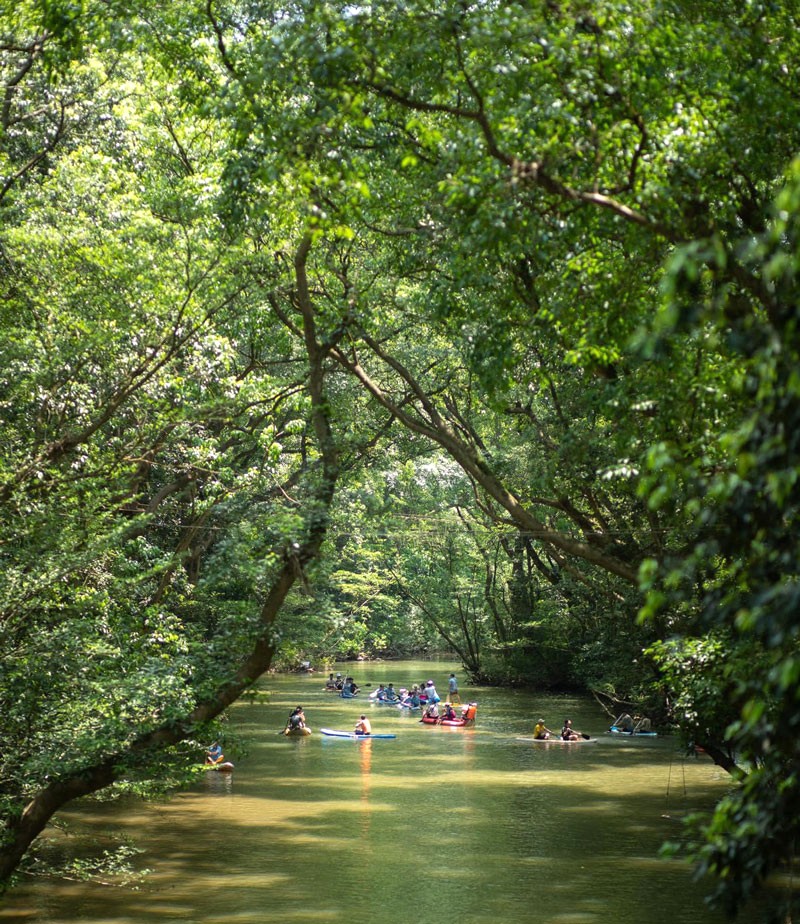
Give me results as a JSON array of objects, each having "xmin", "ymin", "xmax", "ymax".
[
  {"xmin": 609, "ymin": 725, "xmax": 658, "ymax": 737},
  {"xmin": 320, "ymin": 728, "xmax": 397, "ymax": 740}
]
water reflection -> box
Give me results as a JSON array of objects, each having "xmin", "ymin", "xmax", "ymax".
[
  {"xmin": 359, "ymin": 738, "xmax": 372, "ymax": 837},
  {"xmin": 0, "ymin": 661, "xmax": 774, "ymax": 924},
  {"xmin": 201, "ymin": 768, "xmax": 234, "ymax": 796}
]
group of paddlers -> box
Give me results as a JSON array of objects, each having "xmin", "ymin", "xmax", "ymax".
[
  {"xmin": 611, "ymin": 713, "xmax": 652, "ymax": 733},
  {"xmin": 324, "ymin": 673, "xmax": 361, "ymax": 696},
  {"xmin": 423, "ymin": 701, "xmax": 478, "ymax": 723},
  {"xmin": 532, "ymin": 718, "xmax": 585, "ymax": 741},
  {"xmin": 324, "ymin": 673, "xmax": 462, "ymax": 707},
  {"xmin": 369, "ymin": 680, "xmax": 437, "ymax": 707}
]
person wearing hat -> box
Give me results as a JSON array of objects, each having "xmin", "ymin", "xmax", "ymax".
[
  {"xmin": 533, "ymin": 719, "xmax": 554, "ymax": 740},
  {"xmin": 205, "ymin": 741, "xmax": 225, "ymax": 764}
]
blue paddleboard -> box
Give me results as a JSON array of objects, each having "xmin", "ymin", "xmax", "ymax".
[{"xmin": 320, "ymin": 728, "xmax": 397, "ymax": 739}]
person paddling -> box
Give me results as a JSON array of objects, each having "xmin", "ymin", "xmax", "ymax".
[
  {"xmin": 286, "ymin": 705, "xmax": 308, "ymax": 733},
  {"xmin": 561, "ymin": 719, "xmax": 581, "ymax": 741},
  {"xmin": 613, "ymin": 713, "xmax": 635, "ymax": 732}
]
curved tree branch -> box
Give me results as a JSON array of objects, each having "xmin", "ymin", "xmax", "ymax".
[{"xmin": 331, "ymin": 339, "xmax": 639, "ymax": 583}]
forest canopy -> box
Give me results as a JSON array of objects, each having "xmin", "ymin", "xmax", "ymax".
[{"xmin": 1, "ymin": 0, "xmax": 799, "ymax": 916}]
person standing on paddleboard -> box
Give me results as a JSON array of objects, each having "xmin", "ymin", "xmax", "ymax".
[{"xmin": 447, "ymin": 673, "xmax": 460, "ymax": 703}]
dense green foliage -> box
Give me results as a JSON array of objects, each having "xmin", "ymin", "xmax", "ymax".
[{"xmin": 1, "ymin": 0, "xmax": 799, "ymax": 916}]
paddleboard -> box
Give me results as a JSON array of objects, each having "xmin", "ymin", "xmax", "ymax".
[
  {"xmin": 320, "ymin": 728, "xmax": 397, "ymax": 740},
  {"xmin": 516, "ymin": 736, "xmax": 597, "ymax": 745},
  {"xmin": 609, "ymin": 726, "xmax": 658, "ymax": 737}
]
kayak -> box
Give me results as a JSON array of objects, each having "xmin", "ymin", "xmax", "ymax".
[
  {"xmin": 320, "ymin": 728, "xmax": 397, "ymax": 740},
  {"xmin": 420, "ymin": 715, "xmax": 474, "ymax": 726},
  {"xmin": 284, "ymin": 726, "xmax": 312, "ymax": 737},
  {"xmin": 517, "ymin": 736, "xmax": 597, "ymax": 745},
  {"xmin": 205, "ymin": 761, "xmax": 235, "ymax": 771},
  {"xmin": 609, "ymin": 725, "xmax": 658, "ymax": 737},
  {"xmin": 421, "ymin": 703, "xmax": 477, "ymax": 726},
  {"xmin": 340, "ymin": 691, "xmax": 359, "ymax": 698}
]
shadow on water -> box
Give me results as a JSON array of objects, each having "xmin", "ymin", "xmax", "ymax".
[{"xmin": 0, "ymin": 661, "xmax": 774, "ymax": 924}]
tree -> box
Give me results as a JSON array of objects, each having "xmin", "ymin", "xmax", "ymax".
[
  {"xmin": 641, "ymin": 161, "xmax": 800, "ymax": 917},
  {"xmin": 0, "ymin": 16, "xmax": 347, "ymax": 883}
]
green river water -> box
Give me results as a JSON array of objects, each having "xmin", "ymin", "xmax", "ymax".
[{"xmin": 1, "ymin": 660, "xmax": 774, "ymax": 924}]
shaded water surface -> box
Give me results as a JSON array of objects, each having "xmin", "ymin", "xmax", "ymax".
[{"xmin": 2, "ymin": 662, "xmax": 770, "ymax": 923}]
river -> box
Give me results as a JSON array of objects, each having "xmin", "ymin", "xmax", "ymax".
[{"xmin": 0, "ymin": 660, "xmax": 772, "ymax": 923}]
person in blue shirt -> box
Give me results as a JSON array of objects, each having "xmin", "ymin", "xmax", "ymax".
[
  {"xmin": 341, "ymin": 677, "xmax": 360, "ymax": 697},
  {"xmin": 447, "ymin": 673, "xmax": 461, "ymax": 703},
  {"xmin": 205, "ymin": 741, "xmax": 224, "ymax": 765}
]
